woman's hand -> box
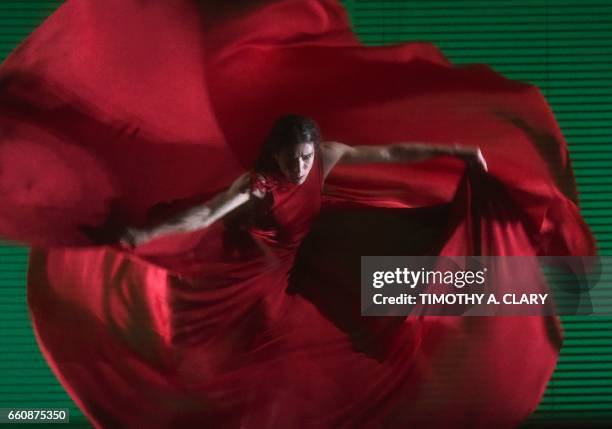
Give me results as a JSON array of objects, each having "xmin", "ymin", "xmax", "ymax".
[
  {"xmin": 453, "ymin": 145, "xmax": 488, "ymax": 172},
  {"xmin": 119, "ymin": 227, "xmax": 150, "ymax": 249}
]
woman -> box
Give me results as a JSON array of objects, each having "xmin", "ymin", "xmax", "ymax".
[{"xmin": 122, "ymin": 115, "xmax": 487, "ymax": 248}]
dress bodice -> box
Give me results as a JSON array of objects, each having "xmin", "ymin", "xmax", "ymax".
[{"xmin": 249, "ymin": 149, "xmax": 324, "ymax": 247}]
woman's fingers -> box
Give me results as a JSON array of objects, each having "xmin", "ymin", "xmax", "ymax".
[
  {"xmin": 476, "ymin": 149, "xmax": 488, "ymax": 172},
  {"xmin": 461, "ymin": 148, "xmax": 488, "ymax": 173},
  {"xmin": 119, "ymin": 227, "xmax": 141, "ymax": 249}
]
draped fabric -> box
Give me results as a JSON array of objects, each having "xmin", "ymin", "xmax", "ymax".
[{"xmin": 0, "ymin": 0, "xmax": 596, "ymax": 428}]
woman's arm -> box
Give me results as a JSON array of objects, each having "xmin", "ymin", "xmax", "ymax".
[
  {"xmin": 121, "ymin": 172, "xmax": 256, "ymax": 247},
  {"xmin": 320, "ymin": 141, "xmax": 487, "ymax": 178}
]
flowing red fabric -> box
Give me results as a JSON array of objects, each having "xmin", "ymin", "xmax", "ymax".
[{"xmin": 0, "ymin": 0, "xmax": 596, "ymax": 428}]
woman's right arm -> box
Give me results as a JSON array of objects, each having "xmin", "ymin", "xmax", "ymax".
[{"xmin": 121, "ymin": 172, "xmax": 256, "ymax": 247}]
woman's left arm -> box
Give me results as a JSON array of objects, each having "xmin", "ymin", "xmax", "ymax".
[{"xmin": 320, "ymin": 141, "xmax": 487, "ymax": 178}]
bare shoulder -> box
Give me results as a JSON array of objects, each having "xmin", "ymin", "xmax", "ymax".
[
  {"xmin": 320, "ymin": 141, "xmax": 350, "ymax": 153},
  {"xmin": 320, "ymin": 141, "xmax": 352, "ymax": 161},
  {"xmin": 226, "ymin": 171, "xmax": 267, "ymax": 200},
  {"xmin": 251, "ymin": 189, "xmax": 265, "ymax": 199},
  {"xmin": 250, "ymin": 173, "xmax": 268, "ymax": 199},
  {"xmin": 320, "ymin": 141, "xmax": 353, "ymax": 178}
]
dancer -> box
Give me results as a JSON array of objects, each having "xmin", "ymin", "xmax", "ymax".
[{"xmin": 122, "ymin": 115, "xmax": 487, "ymax": 248}]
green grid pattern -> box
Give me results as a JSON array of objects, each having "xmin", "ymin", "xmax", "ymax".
[{"xmin": 1, "ymin": 1, "xmax": 611, "ymax": 427}]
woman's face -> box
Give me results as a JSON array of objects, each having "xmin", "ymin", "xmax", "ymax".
[{"xmin": 275, "ymin": 141, "xmax": 315, "ymax": 185}]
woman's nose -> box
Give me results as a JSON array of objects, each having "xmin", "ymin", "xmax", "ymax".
[{"xmin": 292, "ymin": 161, "xmax": 303, "ymax": 174}]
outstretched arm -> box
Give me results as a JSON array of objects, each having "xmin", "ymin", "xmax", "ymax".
[
  {"xmin": 320, "ymin": 141, "xmax": 487, "ymax": 178},
  {"xmin": 121, "ymin": 172, "xmax": 257, "ymax": 247}
]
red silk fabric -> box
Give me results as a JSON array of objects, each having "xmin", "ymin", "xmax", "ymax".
[{"xmin": 0, "ymin": 0, "xmax": 596, "ymax": 428}]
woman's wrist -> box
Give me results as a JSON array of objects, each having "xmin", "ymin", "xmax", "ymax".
[
  {"xmin": 121, "ymin": 227, "xmax": 151, "ymax": 248},
  {"xmin": 448, "ymin": 143, "xmax": 475, "ymax": 157},
  {"xmin": 450, "ymin": 144, "xmax": 488, "ymax": 171}
]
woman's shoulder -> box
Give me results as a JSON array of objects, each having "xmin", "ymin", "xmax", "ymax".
[
  {"xmin": 249, "ymin": 171, "xmax": 277, "ymax": 198},
  {"xmin": 319, "ymin": 140, "xmax": 345, "ymax": 154},
  {"xmin": 319, "ymin": 141, "xmax": 349, "ymax": 179}
]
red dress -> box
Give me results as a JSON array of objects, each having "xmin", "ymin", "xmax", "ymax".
[{"xmin": 0, "ymin": 0, "xmax": 596, "ymax": 428}]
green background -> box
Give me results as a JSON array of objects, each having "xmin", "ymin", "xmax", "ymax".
[{"xmin": 1, "ymin": 0, "xmax": 611, "ymax": 427}]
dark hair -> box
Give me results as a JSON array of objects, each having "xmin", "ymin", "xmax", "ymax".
[{"xmin": 254, "ymin": 114, "xmax": 321, "ymax": 174}]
